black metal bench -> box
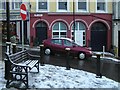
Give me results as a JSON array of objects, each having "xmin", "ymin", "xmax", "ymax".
[{"xmin": 5, "ymin": 50, "xmax": 40, "ymax": 88}]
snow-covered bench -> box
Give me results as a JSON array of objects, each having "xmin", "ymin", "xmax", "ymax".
[{"xmin": 5, "ymin": 50, "xmax": 40, "ymax": 88}]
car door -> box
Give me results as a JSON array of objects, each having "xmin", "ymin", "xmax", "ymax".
[
  {"xmin": 63, "ymin": 39, "xmax": 73, "ymax": 49},
  {"xmin": 51, "ymin": 39, "xmax": 64, "ymax": 54}
]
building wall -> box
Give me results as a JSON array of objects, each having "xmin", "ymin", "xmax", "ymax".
[
  {"xmin": 30, "ymin": 0, "xmax": 112, "ymax": 13},
  {"xmin": 0, "ymin": 0, "xmax": 30, "ymax": 44},
  {"xmin": 113, "ymin": 1, "xmax": 120, "ymax": 57},
  {"xmin": 29, "ymin": 0, "xmax": 113, "ymax": 51},
  {"xmin": 30, "ymin": 13, "xmax": 112, "ymax": 51}
]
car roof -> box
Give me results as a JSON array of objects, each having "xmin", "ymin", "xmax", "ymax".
[{"xmin": 51, "ymin": 38, "xmax": 73, "ymax": 42}]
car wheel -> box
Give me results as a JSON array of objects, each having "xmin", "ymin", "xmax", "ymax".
[
  {"xmin": 78, "ymin": 52, "xmax": 86, "ymax": 60},
  {"xmin": 44, "ymin": 48, "xmax": 51, "ymax": 55}
]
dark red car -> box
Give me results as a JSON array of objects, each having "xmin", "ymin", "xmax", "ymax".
[{"xmin": 43, "ymin": 38, "xmax": 92, "ymax": 60}]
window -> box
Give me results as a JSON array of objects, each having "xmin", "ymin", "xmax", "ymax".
[
  {"xmin": 63, "ymin": 40, "xmax": 73, "ymax": 47},
  {"xmin": 52, "ymin": 39, "xmax": 62, "ymax": 45},
  {"xmin": 97, "ymin": 0, "xmax": 106, "ymax": 12},
  {"xmin": 0, "ymin": 0, "xmax": 6, "ymax": 10},
  {"xmin": 77, "ymin": 0, "xmax": 88, "ymax": 11},
  {"xmin": 57, "ymin": 0, "xmax": 68, "ymax": 12},
  {"xmin": 12, "ymin": 0, "xmax": 21, "ymax": 10},
  {"xmin": 53, "ymin": 22, "xmax": 67, "ymax": 38},
  {"xmin": 37, "ymin": 0, "xmax": 48, "ymax": 11}
]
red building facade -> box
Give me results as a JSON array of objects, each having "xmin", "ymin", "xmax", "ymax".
[{"xmin": 30, "ymin": 13, "xmax": 112, "ymax": 51}]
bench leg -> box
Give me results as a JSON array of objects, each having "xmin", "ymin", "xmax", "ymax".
[
  {"xmin": 37, "ymin": 62, "xmax": 39, "ymax": 73},
  {"xmin": 35, "ymin": 62, "xmax": 39, "ymax": 73},
  {"xmin": 6, "ymin": 80, "xmax": 11, "ymax": 88}
]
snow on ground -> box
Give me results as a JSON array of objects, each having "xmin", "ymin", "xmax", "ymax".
[{"xmin": 0, "ymin": 60, "xmax": 119, "ymax": 89}]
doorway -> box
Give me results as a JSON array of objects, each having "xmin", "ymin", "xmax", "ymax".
[
  {"xmin": 91, "ymin": 22, "xmax": 107, "ymax": 51},
  {"xmin": 35, "ymin": 22, "xmax": 47, "ymax": 46}
]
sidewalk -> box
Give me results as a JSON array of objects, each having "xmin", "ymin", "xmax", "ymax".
[
  {"xmin": 16, "ymin": 44, "xmax": 120, "ymax": 62},
  {"xmin": 92, "ymin": 51, "xmax": 120, "ymax": 62}
]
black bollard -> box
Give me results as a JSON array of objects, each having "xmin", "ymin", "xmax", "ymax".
[
  {"xmin": 40, "ymin": 44, "xmax": 45, "ymax": 66},
  {"xmin": 65, "ymin": 48, "xmax": 71, "ymax": 70},
  {"xmin": 12, "ymin": 43, "xmax": 16, "ymax": 54},
  {"xmin": 96, "ymin": 53, "xmax": 102, "ymax": 78}
]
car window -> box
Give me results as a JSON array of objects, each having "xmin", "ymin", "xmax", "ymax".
[
  {"xmin": 51, "ymin": 39, "xmax": 62, "ymax": 45},
  {"xmin": 63, "ymin": 39, "xmax": 73, "ymax": 47}
]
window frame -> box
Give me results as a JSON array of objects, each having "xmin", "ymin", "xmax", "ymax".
[
  {"xmin": 76, "ymin": 0, "xmax": 89, "ymax": 12},
  {"xmin": 36, "ymin": 0, "xmax": 49, "ymax": 12},
  {"xmin": 13, "ymin": 0, "xmax": 22, "ymax": 10},
  {"xmin": 52, "ymin": 22, "xmax": 67, "ymax": 38},
  {"xmin": 96, "ymin": 0, "xmax": 107, "ymax": 13},
  {"xmin": 0, "ymin": 0, "xmax": 6, "ymax": 10},
  {"xmin": 57, "ymin": 0, "xmax": 69, "ymax": 12}
]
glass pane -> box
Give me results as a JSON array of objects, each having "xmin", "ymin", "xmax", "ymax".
[
  {"xmin": 83, "ymin": 35, "xmax": 85, "ymax": 40},
  {"xmin": 59, "ymin": 2, "xmax": 67, "ymax": 10},
  {"xmin": 53, "ymin": 35, "xmax": 59, "ymax": 38},
  {"xmin": 60, "ymin": 35, "xmax": 66, "ymax": 38},
  {"xmin": 38, "ymin": 2, "xmax": 47, "ymax": 10},
  {"xmin": 0, "ymin": 1, "xmax": 5, "ymax": 9},
  {"xmin": 63, "ymin": 40, "xmax": 73, "ymax": 46},
  {"xmin": 53, "ymin": 32, "xmax": 59, "ymax": 35},
  {"xmin": 79, "ymin": 22, "xmax": 85, "ymax": 30},
  {"xmin": 15, "ymin": 2, "xmax": 21, "ymax": 9},
  {"xmin": 60, "ymin": 32, "xmax": 66, "ymax": 35},
  {"xmin": 52, "ymin": 39, "xmax": 62, "ymax": 45},
  {"xmin": 53, "ymin": 23, "xmax": 59, "ymax": 30},
  {"xmin": 72, "ymin": 22, "xmax": 78, "ymax": 30},
  {"xmin": 78, "ymin": 2, "xmax": 86, "ymax": 10},
  {"xmin": 60, "ymin": 22, "xmax": 67, "ymax": 30},
  {"xmin": 97, "ymin": 0, "xmax": 105, "ymax": 11}
]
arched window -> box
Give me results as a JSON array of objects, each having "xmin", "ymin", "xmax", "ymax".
[
  {"xmin": 52, "ymin": 22, "xmax": 67, "ymax": 38},
  {"xmin": 72, "ymin": 21, "xmax": 86, "ymax": 46}
]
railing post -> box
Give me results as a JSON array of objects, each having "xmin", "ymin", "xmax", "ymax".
[
  {"xmin": 102, "ymin": 46, "xmax": 105, "ymax": 57},
  {"xmin": 40, "ymin": 44, "xmax": 44, "ymax": 66},
  {"xmin": 65, "ymin": 48, "xmax": 71, "ymax": 70},
  {"xmin": 96, "ymin": 53, "xmax": 102, "ymax": 78}
]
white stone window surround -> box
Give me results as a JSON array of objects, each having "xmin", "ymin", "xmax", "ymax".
[
  {"xmin": 0, "ymin": 0, "xmax": 6, "ymax": 10},
  {"xmin": 56, "ymin": 0, "xmax": 69, "ymax": 12},
  {"xmin": 36, "ymin": 0, "xmax": 49, "ymax": 12},
  {"xmin": 96, "ymin": 0, "xmax": 108, "ymax": 13},
  {"xmin": 76, "ymin": 0, "xmax": 89, "ymax": 12}
]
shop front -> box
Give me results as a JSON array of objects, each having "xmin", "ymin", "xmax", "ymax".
[{"xmin": 30, "ymin": 13, "xmax": 112, "ymax": 51}]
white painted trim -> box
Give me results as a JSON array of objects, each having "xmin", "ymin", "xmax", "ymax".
[
  {"xmin": 32, "ymin": 19, "xmax": 50, "ymax": 29},
  {"xmin": 36, "ymin": 0, "xmax": 49, "ymax": 12},
  {"xmin": 56, "ymin": 0, "xmax": 69, "ymax": 12},
  {"xmin": 0, "ymin": 0, "xmax": 6, "ymax": 10},
  {"xmin": 50, "ymin": 19, "xmax": 69, "ymax": 30},
  {"xmin": 96, "ymin": 0, "xmax": 108, "ymax": 13},
  {"xmin": 88, "ymin": 19, "xmax": 110, "ymax": 30},
  {"xmin": 70, "ymin": 19, "xmax": 89, "ymax": 30}
]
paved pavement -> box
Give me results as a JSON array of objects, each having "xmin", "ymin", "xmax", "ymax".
[
  {"xmin": 3, "ymin": 45, "xmax": 120, "ymax": 90},
  {"xmin": 16, "ymin": 44, "xmax": 120, "ymax": 63}
]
